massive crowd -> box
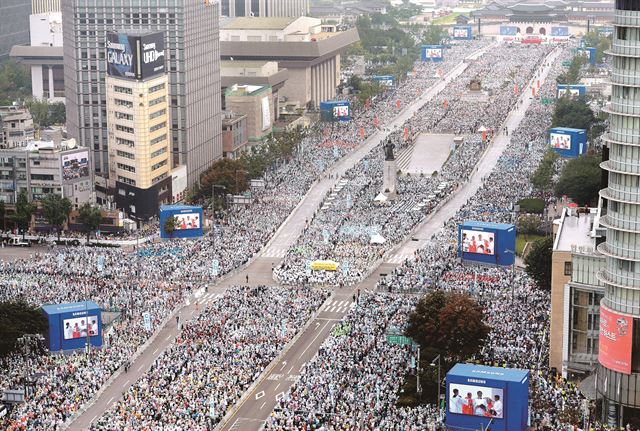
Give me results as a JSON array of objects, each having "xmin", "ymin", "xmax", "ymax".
[
  {"xmin": 274, "ymin": 43, "xmax": 551, "ymax": 286},
  {"xmin": 0, "ymin": 39, "xmax": 489, "ymax": 430},
  {"xmin": 91, "ymin": 285, "xmax": 327, "ymax": 430},
  {"xmin": 265, "ymin": 45, "xmax": 611, "ymax": 430}
]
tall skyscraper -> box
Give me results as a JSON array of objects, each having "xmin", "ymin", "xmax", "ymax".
[
  {"xmin": 0, "ymin": 0, "xmax": 31, "ymax": 60},
  {"xmin": 597, "ymin": 0, "xmax": 640, "ymax": 425},
  {"xmin": 63, "ymin": 0, "xmax": 222, "ymax": 186},
  {"xmin": 221, "ymin": 0, "xmax": 308, "ymax": 17}
]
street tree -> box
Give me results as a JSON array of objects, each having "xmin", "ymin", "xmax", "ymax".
[
  {"xmin": 0, "ymin": 301, "xmax": 48, "ymax": 357},
  {"xmin": 517, "ymin": 214, "xmax": 542, "ymax": 238},
  {"xmin": 42, "ymin": 194, "xmax": 72, "ymax": 240},
  {"xmin": 524, "ymin": 236, "xmax": 553, "ymax": 292},
  {"xmin": 551, "ymin": 97, "xmax": 596, "ymax": 130},
  {"xmin": 0, "ymin": 200, "xmax": 5, "ymax": 230},
  {"xmin": 11, "ymin": 190, "xmax": 36, "ymax": 238},
  {"xmin": 554, "ymin": 154, "xmax": 601, "ymax": 206},
  {"xmin": 530, "ymin": 149, "xmax": 559, "ymax": 195},
  {"xmin": 77, "ymin": 202, "xmax": 102, "ymax": 243},
  {"xmin": 163, "ymin": 216, "xmax": 178, "ymax": 239},
  {"xmin": 406, "ymin": 290, "xmax": 489, "ymax": 362}
]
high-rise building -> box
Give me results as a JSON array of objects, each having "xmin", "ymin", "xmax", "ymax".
[
  {"xmin": 63, "ymin": 0, "xmax": 222, "ymax": 187},
  {"xmin": 221, "ymin": 0, "xmax": 308, "ymax": 17},
  {"xmin": 105, "ymin": 31, "xmax": 172, "ymax": 220},
  {"xmin": 0, "ymin": 0, "xmax": 31, "ymax": 60},
  {"xmin": 31, "ymin": 0, "xmax": 60, "ymax": 14},
  {"xmin": 597, "ymin": 0, "xmax": 640, "ymax": 424}
]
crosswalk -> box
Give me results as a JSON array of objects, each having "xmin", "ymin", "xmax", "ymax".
[
  {"xmin": 319, "ymin": 299, "xmax": 356, "ymax": 314},
  {"xmin": 197, "ymin": 292, "xmax": 223, "ymax": 304},
  {"xmin": 261, "ymin": 247, "xmax": 288, "ymax": 258}
]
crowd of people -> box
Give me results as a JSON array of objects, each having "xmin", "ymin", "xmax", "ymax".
[
  {"xmin": 274, "ymin": 43, "xmax": 551, "ymax": 286},
  {"xmin": 265, "ymin": 44, "xmax": 614, "ymax": 430},
  {"xmin": 0, "ymin": 39, "xmax": 489, "ymax": 430},
  {"xmin": 91, "ymin": 285, "xmax": 327, "ymax": 430}
]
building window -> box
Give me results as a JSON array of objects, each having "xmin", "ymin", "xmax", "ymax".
[
  {"xmin": 151, "ymin": 147, "xmax": 167, "ymax": 158},
  {"xmin": 118, "ymin": 176, "xmax": 136, "ymax": 186},
  {"xmin": 149, "ymin": 108, "xmax": 166, "ymax": 120},
  {"xmin": 114, "ymin": 86, "xmax": 133, "ymax": 94},
  {"xmin": 114, "ymin": 99, "xmax": 133, "ymax": 108},
  {"xmin": 151, "ymin": 172, "xmax": 168, "ymax": 184},
  {"xmin": 149, "ymin": 83, "xmax": 165, "ymax": 93},
  {"xmin": 149, "ymin": 96, "xmax": 166, "ymax": 107},
  {"xmin": 564, "ymin": 262, "xmax": 572, "ymax": 276},
  {"xmin": 30, "ymin": 174, "xmax": 54, "ymax": 181},
  {"xmin": 151, "ymin": 159, "xmax": 168, "ymax": 171},
  {"xmin": 116, "ymin": 137, "xmax": 135, "ymax": 147},
  {"xmin": 150, "ymin": 134, "xmax": 167, "ymax": 145},
  {"xmin": 116, "ymin": 124, "xmax": 134, "ymax": 134},
  {"xmin": 150, "ymin": 121, "xmax": 167, "ymax": 133},
  {"xmin": 116, "ymin": 150, "xmax": 135, "ymax": 160},
  {"xmin": 115, "ymin": 112, "xmax": 134, "ymax": 120},
  {"xmin": 117, "ymin": 163, "xmax": 136, "ymax": 173}
]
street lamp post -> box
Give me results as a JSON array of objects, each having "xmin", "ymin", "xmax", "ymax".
[{"xmin": 430, "ymin": 354, "xmax": 442, "ymax": 419}]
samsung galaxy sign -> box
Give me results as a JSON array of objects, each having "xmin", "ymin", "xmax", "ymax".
[{"xmin": 107, "ymin": 31, "xmax": 165, "ymax": 80}]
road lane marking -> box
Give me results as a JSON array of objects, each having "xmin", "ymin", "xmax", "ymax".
[
  {"xmin": 107, "ymin": 396, "xmax": 114, "ymax": 405},
  {"xmin": 259, "ymin": 401, "xmax": 266, "ymax": 410},
  {"xmin": 274, "ymin": 383, "xmax": 281, "ymax": 391},
  {"xmin": 255, "ymin": 390, "xmax": 265, "ymax": 400},
  {"xmin": 137, "ymin": 364, "xmax": 144, "ymax": 372},
  {"xmin": 298, "ymin": 321, "xmax": 329, "ymax": 359},
  {"xmin": 124, "ymin": 380, "xmax": 129, "ymax": 386},
  {"xmin": 153, "ymin": 348, "xmax": 158, "ymax": 354}
]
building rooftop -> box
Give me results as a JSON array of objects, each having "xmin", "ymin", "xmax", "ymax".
[
  {"xmin": 222, "ymin": 17, "xmax": 298, "ymax": 30},
  {"xmin": 554, "ymin": 208, "xmax": 596, "ymax": 252}
]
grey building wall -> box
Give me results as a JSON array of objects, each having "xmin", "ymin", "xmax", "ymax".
[
  {"xmin": 63, "ymin": 0, "xmax": 222, "ymax": 186},
  {"xmin": 0, "ymin": 0, "xmax": 31, "ymax": 60},
  {"xmin": 221, "ymin": 0, "xmax": 308, "ymax": 17}
]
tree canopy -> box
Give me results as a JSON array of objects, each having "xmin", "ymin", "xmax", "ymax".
[
  {"xmin": 77, "ymin": 202, "xmax": 102, "ymax": 241},
  {"xmin": 554, "ymin": 154, "xmax": 601, "ymax": 206},
  {"xmin": 556, "ymin": 55, "xmax": 587, "ymax": 85},
  {"xmin": 406, "ymin": 290, "xmax": 489, "ymax": 362},
  {"xmin": 551, "ymin": 97, "xmax": 596, "ymax": 131},
  {"xmin": 26, "ymin": 99, "xmax": 66, "ymax": 128},
  {"xmin": 0, "ymin": 301, "xmax": 48, "ymax": 357},
  {"xmin": 11, "ymin": 190, "xmax": 36, "ymax": 235},
  {"xmin": 530, "ymin": 149, "xmax": 559, "ymax": 195},
  {"xmin": 524, "ymin": 236, "xmax": 553, "ymax": 292},
  {"xmin": 42, "ymin": 194, "xmax": 72, "ymax": 238},
  {"xmin": 163, "ymin": 216, "xmax": 178, "ymax": 239},
  {"xmin": 0, "ymin": 60, "xmax": 31, "ymax": 105}
]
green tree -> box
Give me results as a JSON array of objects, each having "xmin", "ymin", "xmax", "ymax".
[
  {"xmin": 517, "ymin": 198, "xmax": 545, "ymax": 214},
  {"xmin": 11, "ymin": 190, "xmax": 36, "ymax": 238},
  {"xmin": 199, "ymin": 157, "xmax": 248, "ymax": 199},
  {"xmin": 406, "ymin": 290, "xmax": 489, "ymax": 362},
  {"xmin": 77, "ymin": 202, "xmax": 102, "ymax": 243},
  {"xmin": 556, "ymin": 55, "xmax": 587, "ymax": 85},
  {"xmin": 0, "ymin": 301, "xmax": 48, "ymax": 357},
  {"xmin": 551, "ymin": 97, "xmax": 596, "ymax": 130},
  {"xmin": 554, "ymin": 154, "xmax": 601, "ymax": 205},
  {"xmin": 517, "ymin": 214, "xmax": 542, "ymax": 238},
  {"xmin": 524, "ymin": 236, "xmax": 553, "ymax": 292},
  {"xmin": 0, "ymin": 60, "xmax": 31, "ymax": 105},
  {"xmin": 49, "ymin": 102, "xmax": 66, "ymax": 125},
  {"xmin": 530, "ymin": 149, "xmax": 559, "ymax": 195},
  {"xmin": 163, "ymin": 216, "xmax": 178, "ymax": 239},
  {"xmin": 422, "ymin": 25, "xmax": 447, "ymax": 45},
  {"xmin": 26, "ymin": 99, "xmax": 50, "ymax": 127},
  {"xmin": 42, "ymin": 194, "xmax": 72, "ymax": 240}
]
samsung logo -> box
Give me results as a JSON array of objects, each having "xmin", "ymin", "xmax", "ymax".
[{"xmin": 106, "ymin": 40, "xmax": 126, "ymax": 51}]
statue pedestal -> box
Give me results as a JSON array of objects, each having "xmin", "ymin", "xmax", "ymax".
[{"xmin": 382, "ymin": 159, "xmax": 397, "ymax": 199}]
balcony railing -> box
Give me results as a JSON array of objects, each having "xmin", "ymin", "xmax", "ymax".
[
  {"xmin": 614, "ymin": 10, "xmax": 640, "ymax": 28},
  {"xmin": 600, "ymin": 213, "xmax": 640, "ymax": 232},
  {"xmin": 611, "ymin": 70, "xmax": 640, "ymax": 86},
  {"xmin": 599, "ymin": 186, "xmax": 640, "ymax": 204},
  {"xmin": 600, "ymin": 159, "xmax": 640, "ymax": 175},
  {"xmin": 607, "ymin": 98, "xmax": 640, "ymax": 116},
  {"xmin": 597, "ymin": 268, "xmax": 640, "ymax": 290},
  {"xmin": 611, "ymin": 40, "xmax": 640, "ymax": 57},
  {"xmin": 597, "ymin": 242, "xmax": 640, "ymax": 261}
]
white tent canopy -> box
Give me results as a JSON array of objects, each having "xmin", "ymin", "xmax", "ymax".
[
  {"xmin": 374, "ymin": 193, "xmax": 388, "ymax": 202},
  {"xmin": 370, "ymin": 234, "xmax": 386, "ymax": 244}
]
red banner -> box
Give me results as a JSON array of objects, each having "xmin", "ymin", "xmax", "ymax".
[
  {"xmin": 403, "ymin": 127, "xmax": 409, "ymax": 140},
  {"xmin": 598, "ymin": 305, "xmax": 633, "ymax": 374},
  {"xmin": 360, "ymin": 127, "xmax": 365, "ymax": 139},
  {"xmin": 373, "ymin": 116, "xmax": 379, "ymax": 127},
  {"xmin": 396, "ymin": 99, "xmax": 401, "ymax": 109}
]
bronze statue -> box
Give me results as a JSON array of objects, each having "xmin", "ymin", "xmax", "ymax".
[{"xmin": 383, "ymin": 138, "xmax": 395, "ymax": 161}]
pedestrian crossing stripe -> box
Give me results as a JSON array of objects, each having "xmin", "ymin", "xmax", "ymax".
[
  {"xmin": 320, "ymin": 300, "xmax": 356, "ymax": 313},
  {"xmin": 261, "ymin": 247, "xmax": 287, "ymax": 258}
]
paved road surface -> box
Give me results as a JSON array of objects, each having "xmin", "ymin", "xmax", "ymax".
[
  {"xmin": 217, "ymin": 47, "xmax": 561, "ymax": 431},
  {"xmin": 68, "ymin": 43, "xmax": 494, "ymax": 431}
]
